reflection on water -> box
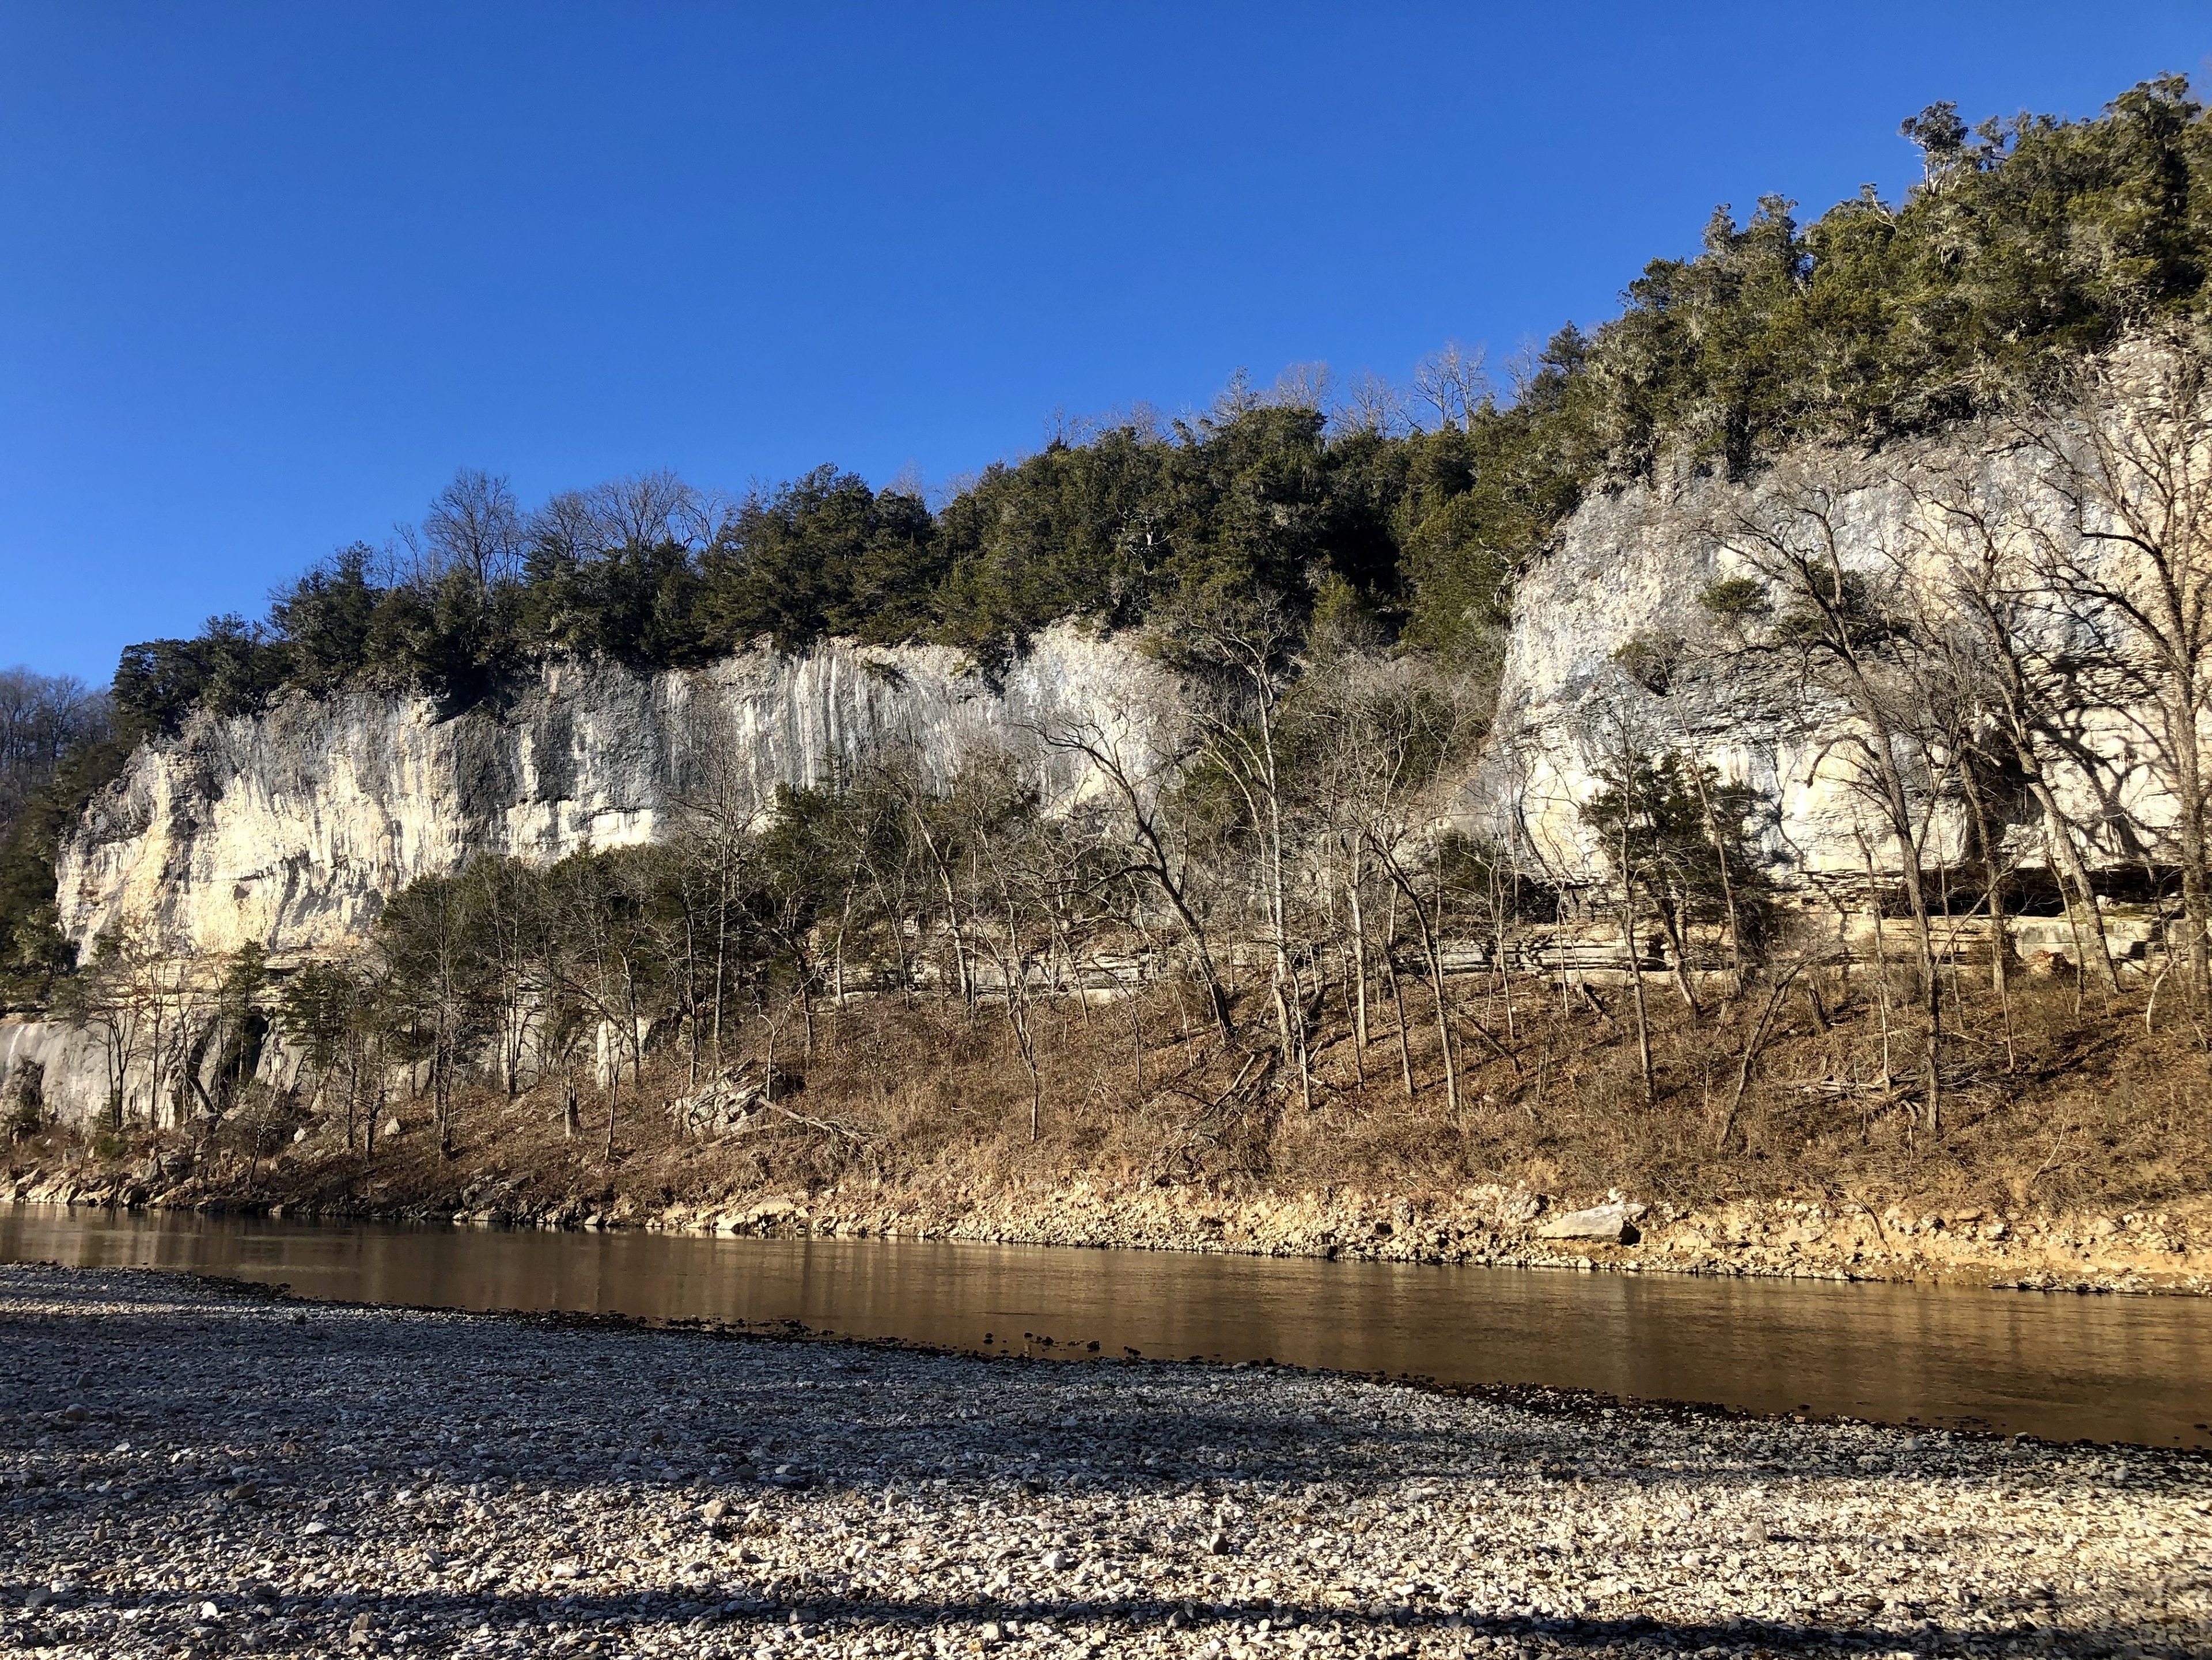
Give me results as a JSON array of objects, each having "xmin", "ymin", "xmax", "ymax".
[{"xmin": 4, "ymin": 1204, "xmax": 2207, "ymax": 1447}]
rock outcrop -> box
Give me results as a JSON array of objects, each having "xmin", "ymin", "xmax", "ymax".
[
  {"xmin": 54, "ymin": 626, "xmax": 1171, "ymax": 961},
  {"xmin": 50, "ymin": 445, "xmax": 2181, "ymax": 968},
  {"xmin": 1477, "ymin": 446, "xmax": 2179, "ymax": 896}
]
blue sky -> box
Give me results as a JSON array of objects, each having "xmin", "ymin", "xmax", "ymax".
[{"xmin": 3, "ymin": 2, "xmax": 2207, "ymax": 684}]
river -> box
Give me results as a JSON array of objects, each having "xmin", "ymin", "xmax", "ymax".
[{"xmin": 3, "ymin": 1203, "xmax": 2206, "ymax": 1447}]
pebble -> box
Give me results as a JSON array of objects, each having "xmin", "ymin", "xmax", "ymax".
[{"xmin": 1, "ymin": 1264, "xmax": 2205, "ymax": 1658}]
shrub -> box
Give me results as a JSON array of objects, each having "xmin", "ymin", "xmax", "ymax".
[
  {"xmin": 1697, "ymin": 577, "xmax": 1769, "ymax": 620},
  {"xmin": 1611, "ymin": 631, "xmax": 1686, "ymax": 694},
  {"xmin": 5, "ymin": 1060, "xmax": 42, "ymax": 1140}
]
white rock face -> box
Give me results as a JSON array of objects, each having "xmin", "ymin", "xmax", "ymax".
[
  {"xmin": 54, "ymin": 625, "xmax": 1173, "ymax": 961},
  {"xmin": 50, "ymin": 435, "xmax": 2188, "ymax": 965},
  {"xmin": 0, "ymin": 1018, "xmax": 116, "ymax": 1128},
  {"xmin": 1478, "ymin": 454, "xmax": 2179, "ymax": 889}
]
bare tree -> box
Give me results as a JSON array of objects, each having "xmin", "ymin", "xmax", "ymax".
[
  {"xmin": 421, "ymin": 469, "xmax": 525, "ymax": 585},
  {"xmin": 672, "ymin": 704, "xmax": 766, "ymax": 1063},
  {"xmin": 528, "ymin": 471, "xmax": 704, "ymax": 561},
  {"xmin": 1270, "ymin": 361, "xmax": 1334, "ymax": 415},
  {"xmin": 1037, "ymin": 707, "xmax": 1235, "ymax": 1043},
  {"xmin": 0, "ymin": 667, "xmax": 109, "ymax": 837},
  {"xmin": 2017, "ymin": 329, "xmax": 2212, "ymax": 1009},
  {"xmin": 966, "ymin": 772, "xmax": 1055, "ymax": 1140},
  {"xmin": 880, "ymin": 746, "xmax": 979, "ymax": 1010},
  {"xmin": 373, "ymin": 872, "xmax": 487, "ymax": 1157},
  {"xmin": 527, "ymin": 490, "xmax": 607, "ymax": 564},
  {"xmin": 545, "ymin": 853, "xmax": 657, "ymax": 1159},
  {"xmin": 1412, "ymin": 341, "xmax": 1490, "ymax": 433},
  {"xmin": 1335, "ymin": 371, "xmax": 1408, "ymax": 438},
  {"xmin": 1156, "ymin": 594, "xmax": 1313, "ymax": 1103},
  {"xmin": 1717, "ymin": 453, "xmax": 1956, "ymax": 1127},
  {"xmin": 1902, "ymin": 451, "xmax": 2127, "ymax": 992},
  {"xmin": 591, "ymin": 470, "xmax": 702, "ymax": 548},
  {"xmin": 1313, "ymin": 650, "xmax": 1490, "ymax": 1113},
  {"xmin": 54, "ymin": 928, "xmax": 151, "ymax": 1132}
]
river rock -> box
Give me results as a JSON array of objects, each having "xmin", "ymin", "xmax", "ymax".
[
  {"xmin": 1535, "ymin": 1200, "xmax": 1647, "ymax": 1241},
  {"xmin": 7, "ymin": 1260, "xmax": 2206, "ymax": 1659}
]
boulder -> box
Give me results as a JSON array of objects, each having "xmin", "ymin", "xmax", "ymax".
[
  {"xmin": 665, "ymin": 1063, "xmax": 803, "ymax": 1137},
  {"xmin": 1535, "ymin": 1201, "xmax": 1647, "ymax": 1243}
]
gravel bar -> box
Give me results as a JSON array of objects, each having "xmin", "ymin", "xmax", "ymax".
[{"xmin": 1, "ymin": 1265, "xmax": 2206, "ymax": 1659}]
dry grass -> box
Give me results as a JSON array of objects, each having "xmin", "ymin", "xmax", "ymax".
[{"xmin": 158, "ymin": 956, "xmax": 2212, "ymax": 1223}]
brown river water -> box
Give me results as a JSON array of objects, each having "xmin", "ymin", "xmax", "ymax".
[{"xmin": 4, "ymin": 1205, "xmax": 2208, "ymax": 1448}]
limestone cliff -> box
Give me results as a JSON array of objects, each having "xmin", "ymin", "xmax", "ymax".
[
  {"xmin": 51, "ymin": 442, "xmax": 2179, "ymax": 967},
  {"xmin": 54, "ymin": 626, "xmax": 1172, "ymax": 961},
  {"xmin": 1476, "ymin": 446, "xmax": 2176, "ymax": 894}
]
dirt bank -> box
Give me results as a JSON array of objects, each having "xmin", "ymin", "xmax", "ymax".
[
  {"xmin": 10, "ymin": 972, "xmax": 2211, "ymax": 1294},
  {"xmin": 7, "ymin": 1162, "xmax": 2209, "ymax": 1297}
]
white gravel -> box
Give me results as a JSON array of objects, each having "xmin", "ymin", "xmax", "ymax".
[{"xmin": 1, "ymin": 1265, "xmax": 2206, "ymax": 1659}]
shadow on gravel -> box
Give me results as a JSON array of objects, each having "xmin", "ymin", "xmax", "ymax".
[{"xmin": 0, "ymin": 1579, "xmax": 2117, "ymax": 1658}]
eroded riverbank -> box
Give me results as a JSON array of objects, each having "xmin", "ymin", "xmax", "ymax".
[
  {"xmin": 9, "ymin": 1159, "xmax": 2211, "ymax": 1297},
  {"xmin": 3, "ymin": 1265, "xmax": 2209, "ymax": 1659}
]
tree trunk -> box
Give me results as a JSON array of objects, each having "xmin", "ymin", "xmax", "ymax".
[
  {"xmin": 1395, "ymin": 876, "xmax": 1459, "ymax": 1117},
  {"xmin": 1875, "ymin": 764, "xmax": 1942, "ymax": 1135},
  {"xmin": 1858, "ymin": 832, "xmax": 1895, "ymax": 1087},
  {"xmin": 1962, "ymin": 772, "xmax": 2010, "ymax": 998},
  {"xmin": 1653, "ymin": 886, "xmax": 1703, "ymax": 1017},
  {"xmin": 1491, "ymin": 863, "xmax": 1517, "ymax": 1042},
  {"xmin": 1381, "ymin": 885, "xmax": 1415, "ymax": 1100},
  {"xmin": 2025, "ymin": 776, "xmax": 2120, "ymax": 993},
  {"xmin": 1621, "ymin": 845, "xmax": 1656, "ymax": 1109},
  {"xmin": 1683, "ymin": 756, "xmax": 1745, "ymax": 996},
  {"xmin": 1347, "ymin": 848, "xmax": 1371, "ymax": 1051},
  {"xmin": 2170, "ymin": 673, "xmax": 2211, "ymax": 1013}
]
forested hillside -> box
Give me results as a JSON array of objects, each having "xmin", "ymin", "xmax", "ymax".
[
  {"xmin": 5, "ymin": 74, "xmax": 2212, "ymax": 1000},
  {"xmin": 10, "ymin": 75, "xmax": 2212, "ymax": 1267}
]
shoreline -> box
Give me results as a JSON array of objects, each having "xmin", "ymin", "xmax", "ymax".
[
  {"xmin": 3, "ymin": 1263, "xmax": 2207, "ymax": 1659},
  {"xmin": 48, "ymin": 1261, "xmax": 2212, "ymax": 1454},
  {"xmin": 7, "ymin": 1166, "xmax": 2210, "ymax": 1296}
]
